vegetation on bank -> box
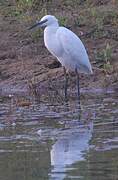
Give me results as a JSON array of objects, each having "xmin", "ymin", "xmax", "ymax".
[
  {"xmin": 0, "ymin": 0, "xmax": 117, "ymax": 101},
  {"xmin": 0, "ymin": 0, "xmax": 118, "ymax": 76},
  {"xmin": 2, "ymin": 0, "xmax": 117, "ymax": 72}
]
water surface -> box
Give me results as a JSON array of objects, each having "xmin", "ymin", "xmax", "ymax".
[{"xmin": 0, "ymin": 89, "xmax": 118, "ymax": 180}]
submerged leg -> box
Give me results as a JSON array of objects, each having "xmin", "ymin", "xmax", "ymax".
[
  {"xmin": 63, "ymin": 67, "xmax": 68, "ymax": 101},
  {"xmin": 75, "ymin": 68, "xmax": 80, "ymax": 103}
]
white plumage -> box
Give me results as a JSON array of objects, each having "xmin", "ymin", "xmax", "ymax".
[
  {"xmin": 29, "ymin": 15, "xmax": 93, "ymax": 100},
  {"xmin": 43, "ymin": 15, "xmax": 93, "ymax": 74}
]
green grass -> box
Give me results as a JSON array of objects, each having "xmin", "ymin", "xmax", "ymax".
[
  {"xmin": 58, "ymin": 16, "xmax": 68, "ymax": 27},
  {"xmin": 31, "ymin": 29, "xmax": 42, "ymax": 41},
  {"xmin": 94, "ymin": 43, "xmax": 113, "ymax": 71}
]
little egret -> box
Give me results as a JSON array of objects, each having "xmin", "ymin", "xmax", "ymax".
[{"xmin": 29, "ymin": 15, "xmax": 93, "ymax": 100}]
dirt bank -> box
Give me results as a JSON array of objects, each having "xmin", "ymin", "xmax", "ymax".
[{"xmin": 0, "ymin": 0, "xmax": 118, "ymax": 100}]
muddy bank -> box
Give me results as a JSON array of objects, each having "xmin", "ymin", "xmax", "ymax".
[{"xmin": 0, "ymin": 1, "xmax": 118, "ymax": 100}]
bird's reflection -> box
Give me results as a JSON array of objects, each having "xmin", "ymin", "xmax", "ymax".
[{"xmin": 49, "ymin": 120, "xmax": 93, "ymax": 179}]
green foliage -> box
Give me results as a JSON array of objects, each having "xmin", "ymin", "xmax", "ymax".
[
  {"xmin": 95, "ymin": 43, "xmax": 112, "ymax": 70},
  {"xmin": 103, "ymin": 43, "xmax": 112, "ymax": 63},
  {"xmin": 75, "ymin": 14, "xmax": 87, "ymax": 27},
  {"xmin": 15, "ymin": 0, "xmax": 33, "ymax": 12},
  {"xmin": 58, "ymin": 16, "xmax": 68, "ymax": 27},
  {"xmin": 31, "ymin": 28, "xmax": 42, "ymax": 41},
  {"xmin": 0, "ymin": 0, "xmax": 34, "ymax": 18}
]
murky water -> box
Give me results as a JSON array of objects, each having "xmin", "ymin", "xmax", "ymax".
[{"xmin": 0, "ymin": 89, "xmax": 118, "ymax": 180}]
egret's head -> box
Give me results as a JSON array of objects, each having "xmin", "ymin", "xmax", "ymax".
[{"xmin": 29, "ymin": 15, "xmax": 58, "ymax": 30}]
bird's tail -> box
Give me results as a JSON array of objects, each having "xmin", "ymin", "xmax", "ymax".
[{"xmin": 78, "ymin": 63, "xmax": 93, "ymax": 74}]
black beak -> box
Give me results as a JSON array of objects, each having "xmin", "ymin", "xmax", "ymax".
[{"xmin": 28, "ymin": 19, "xmax": 47, "ymax": 30}]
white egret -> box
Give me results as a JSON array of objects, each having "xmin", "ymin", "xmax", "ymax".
[{"xmin": 29, "ymin": 15, "xmax": 93, "ymax": 101}]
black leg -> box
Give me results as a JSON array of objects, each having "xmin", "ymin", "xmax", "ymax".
[
  {"xmin": 75, "ymin": 68, "xmax": 80, "ymax": 103},
  {"xmin": 63, "ymin": 67, "xmax": 68, "ymax": 101}
]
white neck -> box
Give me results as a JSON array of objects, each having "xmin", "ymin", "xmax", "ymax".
[
  {"xmin": 43, "ymin": 22, "xmax": 60, "ymax": 58},
  {"xmin": 44, "ymin": 23, "xmax": 59, "ymax": 37}
]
